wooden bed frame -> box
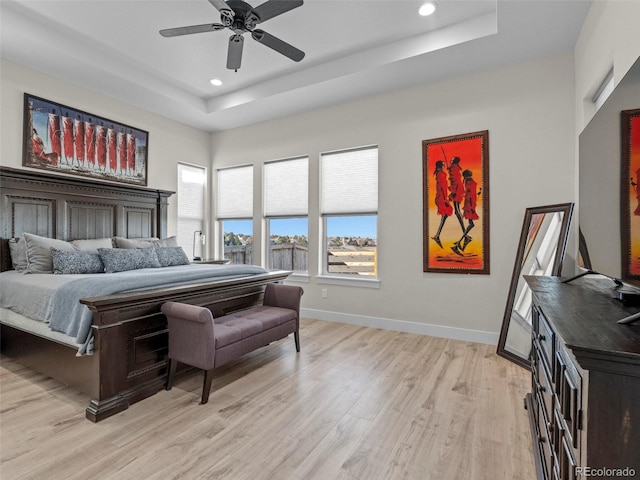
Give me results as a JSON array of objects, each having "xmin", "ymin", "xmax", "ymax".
[{"xmin": 0, "ymin": 166, "xmax": 290, "ymax": 422}]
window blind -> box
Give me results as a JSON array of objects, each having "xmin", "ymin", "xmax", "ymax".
[
  {"xmin": 177, "ymin": 163, "xmax": 206, "ymax": 252},
  {"xmin": 217, "ymin": 165, "xmax": 253, "ymax": 219},
  {"xmin": 321, "ymin": 146, "xmax": 378, "ymax": 214},
  {"xmin": 264, "ymin": 157, "xmax": 309, "ymax": 217}
]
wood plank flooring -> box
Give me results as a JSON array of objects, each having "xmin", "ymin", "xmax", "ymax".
[{"xmin": 0, "ymin": 319, "xmax": 534, "ymax": 480}]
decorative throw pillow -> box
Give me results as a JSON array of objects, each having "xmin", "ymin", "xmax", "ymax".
[
  {"xmin": 8, "ymin": 237, "xmax": 28, "ymax": 271},
  {"xmin": 23, "ymin": 233, "xmax": 76, "ymax": 274},
  {"xmin": 70, "ymin": 238, "xmax": 114, "ymax": 253},
  {"xmin": 98, "ymin": 247, "xmax": 161, "ymax": 273},
  {"xmin": 137, "ymin": 247, "xmax": 162, "ymax": 269},
  {"xmin": 51, "ymin": 248, "xmax": 105, "ymax": 274},
  {"xmin": 155, "ymin": 246, "xmax": 190, "ymax": 267}
]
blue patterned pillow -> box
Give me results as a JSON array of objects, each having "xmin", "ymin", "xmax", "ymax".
[
  {"xmin": 155, "ymin": 246, "xmax": 190, "ymax": 267},
  {"xmin": 98, "ymin": 247, "xmax": 161, "ymax": 273},
  {"xmin": 51, "ymin": 248, "xmax": 105, "ymax": 274}
]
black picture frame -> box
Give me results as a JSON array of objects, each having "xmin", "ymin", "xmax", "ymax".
[{"xmin": 23, "ymin": 93, "xmax": 148, "ymax": 186}]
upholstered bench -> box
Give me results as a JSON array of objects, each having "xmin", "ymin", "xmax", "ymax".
[{"xmin": 161, "ymin": 283, "xmax": 303, "ymax": 404}]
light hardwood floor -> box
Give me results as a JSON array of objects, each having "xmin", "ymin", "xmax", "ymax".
[{"xmin": 0, "ymin": 319, "xmax": 534, "ymax": 480}]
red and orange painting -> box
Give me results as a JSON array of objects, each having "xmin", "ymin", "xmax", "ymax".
[
  {"xmin": 422, "ymin": 130, "xmax": 489, "ymax": 274},
  {"xmin": 623, "ymin": 109, "xmax": 640, "ymax": 279}
]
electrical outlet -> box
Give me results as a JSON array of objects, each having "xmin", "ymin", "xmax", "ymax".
[{"xmin": 322, "ymin": 288, "xmax": 328, "ymax": 298}]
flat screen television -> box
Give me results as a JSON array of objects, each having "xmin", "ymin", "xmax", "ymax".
[{"xmin": 578, "ymin": 55, "xmax": 640, "ymax": 323}]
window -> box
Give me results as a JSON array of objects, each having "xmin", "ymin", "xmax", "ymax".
[
  {"xmin": 264, "ymin": 157, "xmax": 309, "ymax": 272},
  {"xmin": 217, "ymin": 165, "xmax": 253, "ymax": 264},
  {"xmin": 320, "ymin": 146, "xmax": 378, "ymax": 276},
  {"xmin": 592, "ymin": 68, "xmax": 614, "ymax": 112},
  {"xmin": 177, "ymin": 163, "xmax": 206, "ymax": 260}
]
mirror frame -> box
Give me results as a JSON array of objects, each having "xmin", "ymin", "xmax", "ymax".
[{"xmin": 497, "ymin": 202, "xmax": 574, "ymax": 369}]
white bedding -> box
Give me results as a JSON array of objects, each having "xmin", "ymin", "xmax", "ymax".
[{"xmin": 0, "ymin": 307, "xmax": 78, "ymax": 349}]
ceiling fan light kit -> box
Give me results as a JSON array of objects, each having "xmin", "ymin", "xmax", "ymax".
[{"xmin": 160, "ymin": 0, "xmax": 305, "ymax": 71}]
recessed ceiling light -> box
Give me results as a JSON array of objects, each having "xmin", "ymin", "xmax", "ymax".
[
  {"xmin": 210, "ymin": 78, "xmax": 223, "ymax": 86},
  {"xmin": 419, "ymin": 2, "xmax": 436, "ymax": 16}
]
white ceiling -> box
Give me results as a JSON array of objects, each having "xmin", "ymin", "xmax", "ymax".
[{"xmin": 1, "ymin": 0, "xmax": 591, "ymax": 132}]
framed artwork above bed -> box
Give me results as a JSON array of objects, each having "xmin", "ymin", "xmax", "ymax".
[{"xmin": 23, "ymin": 93, "xmax": 149, "ymax": 186}]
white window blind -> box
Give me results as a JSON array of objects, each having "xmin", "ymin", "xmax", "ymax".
[
  {"xmin": 177, "ymin": 163, "xmax": 206, "ymax": 252},
  {"xmin": 264, "ymin": 157, "xmax": 309, "ymax": 217},
  {"xmin": 321, "ymin": 146, "xmax": 378, "ymax": 214},
  {"xmin": 217, "ymin": 165, "xmax": 253, "ymax": 219}
]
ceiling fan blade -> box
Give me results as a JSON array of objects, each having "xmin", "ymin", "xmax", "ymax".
[
  {"xmin": 248, "ymin": 0, "xmax": 303, "ymax": 24},
  {"xmin": 251, "ymin": 29, "xmax": 304, "ymax": 62},
  {"xmin": 227, "ymin": 34, "xmax": 244, "ymax": 70},
  {"xmin": 159, "ymin": 23, "xmax": 225, "ymax": 37},
  {"xmin": 208, "ymin": 0, "xmax": 234, "ymax": 26}
]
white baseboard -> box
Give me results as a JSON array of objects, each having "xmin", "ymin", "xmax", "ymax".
[{"xmin": 300, "ymin": 308, "xmax": 499, "ymax": 346}]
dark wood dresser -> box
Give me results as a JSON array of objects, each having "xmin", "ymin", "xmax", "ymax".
[{"xmin": 524, "ymin": 276, "xmax": 640, "ymax": 480}]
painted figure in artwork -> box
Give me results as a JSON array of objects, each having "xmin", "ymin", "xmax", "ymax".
[
  {"xmin": 452, "ymin": 169, "xmax": 480, "ymax": 255},
  {"xmin": 74, "ymin": 115, "xmax": 85, "ymax": 165},
  {"xmin": 431, "ymin": 160, "xmax": 453, "ymax": 248},
  {"xmin": 62, "ymin": 111, "xmax": 75, "ymax": 165},
  {"xmin": 118, "ymin": 127, "xmax": 127, "ymax": 174},
  {"xmin": 107, "ymin": 124, "xmax": 117, "ymax": 172},
  {"xmin": 47, "ymin": 109, "xmax": 62, "ymax": 164},
  {"xmin": 448, "ymin": 156, "xmax": 466, "ymax": 235},
  {"xmin": 96, "ymin": 121, "xmax": 107, "ymax": 171},
  {"xmin": 633, "ymin": 168, "xmax": 640, "ymax": 216},
  {"xmin": 85, "ymin": 117, "xmax": 96, "ymax": 167},
  {"xmin": 31, "ymin": 128, "xmax": 58, "ymax": 164},
  {"xmin": 127, "ymin": 130, "xmax": 136, "ymax": 174}
]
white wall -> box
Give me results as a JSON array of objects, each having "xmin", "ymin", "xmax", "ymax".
[
  {"xmin": 0, "ymin": 60, "xmax": 211, "ymax": 236},
  {"xmin": 211, "ymin": 53, "xmax": 576, "ymax": 343},
  {"xmin": 575, "ymin": 0, "xmax": 640, "ymax": 131}
]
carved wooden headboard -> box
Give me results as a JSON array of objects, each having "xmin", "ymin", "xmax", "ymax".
[{"xmin": 0, "ymin": 166, "xmax": 174, "ymax": 271}]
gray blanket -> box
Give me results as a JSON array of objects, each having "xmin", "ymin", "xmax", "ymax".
[{"xmin": 0, "ymin": 264, "xmax": 267, "ymax": 355}]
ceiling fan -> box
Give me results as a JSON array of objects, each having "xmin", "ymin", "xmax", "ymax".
[{"xmin": 160, "ymin": 0, "xmax": 305, "ymax": 71}]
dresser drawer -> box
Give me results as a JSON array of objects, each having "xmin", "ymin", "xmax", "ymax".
[
  {"xmin": 535, "ymin": 356, "xmax": 553, "ymax": 424},
  {"xmin": 559, "ymin": 434, "xmax": 577, "ymax": 480},
  {"xmin": 554, "ymin": 347, "xmax": 582, "ymax": 450},
  {"xmin": 536, "ymin": 309, "xmax": 554, "ymax": 373},
  {"xmin": 536, "ymin": 394, "xmax": 554, "ymax": 480}
]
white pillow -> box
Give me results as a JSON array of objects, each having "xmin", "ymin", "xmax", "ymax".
[
  {"xmin": 70, "ymin": 238, "xmax": 113, "ymax": 253},
  {"xmin": 23, "ymin": 233, "xmax": 76, "ymax": 274},
  {"xmin": 113, "ymin": 236, "xmax": 159, "ymax": 249},
  {"xmin": 113, "ymin": 236, "xmax": 178, "ymax": 248},
  {"xmin": 8, "ymin": 237, "xmax": 28, "ymax": 271}
]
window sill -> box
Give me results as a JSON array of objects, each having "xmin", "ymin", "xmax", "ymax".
[
  {"xmin": 285, "ymin": 272, "xmax": 310, "ymax": 283},
  {"xmin": 316, "ymin": 275, "xmax": 380, "ymax": 289}
]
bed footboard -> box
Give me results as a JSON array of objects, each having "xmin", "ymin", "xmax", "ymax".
[
  {"xmin": 82, "ymin": 270, "xmax": 290, "ymax": 422},
  {"xmin": 2, "ymin": 271, "xmax": 290, "ymax": 422}
]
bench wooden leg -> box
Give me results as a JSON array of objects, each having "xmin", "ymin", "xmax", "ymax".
[
  {"xmin": 294, "ymin": 331, "xmax": 300, "ymax": 352},
  {"xmin": 166, "ymin": 358, "xmax": 177, "ymax": 390},
  {"xmin": 201, "ymin": 368, "xmax": 215, "ymax": 404}
]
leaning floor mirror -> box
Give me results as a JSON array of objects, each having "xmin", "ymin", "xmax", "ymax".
[{"xmin": 497, "ymin": 203, "xmax": 574, "ymax": 368}]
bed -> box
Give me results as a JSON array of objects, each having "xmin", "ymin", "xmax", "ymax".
[{"xmin": 0, "ymin": 166, "xmax": 290, "ymax": 422}]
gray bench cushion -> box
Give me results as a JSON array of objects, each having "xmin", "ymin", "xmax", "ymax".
[{"xmin": 215, "ymin": 306, "xmax": 297, "ymax": 348}]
